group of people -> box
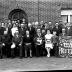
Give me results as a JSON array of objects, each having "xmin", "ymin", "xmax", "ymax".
[{"xmin": 0, "ymin": 18, "xmax": 65, "ymax": 58}]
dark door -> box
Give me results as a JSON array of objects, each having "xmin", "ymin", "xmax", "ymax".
[{"xmin": 8, "ymin": 9, "xmax": 28, "ymax": 24}]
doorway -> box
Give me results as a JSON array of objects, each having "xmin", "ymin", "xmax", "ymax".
[{"xmin": 8, "ymin": 9, "xmax": 28, "ymax": 24}]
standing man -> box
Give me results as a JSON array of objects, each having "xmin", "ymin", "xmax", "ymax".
[
  {"xmin": 28, "ymin": 23, "xmax": 36, "ymax": 38},
  {"xmin": 52, "ymin": 30, "xmax": 59, "ymax": 57},
  {"xmin": 19, "ymin": 23, "xmax": 26, "ymax": 57},
  {"xmin": 53, "ymin": 22, "xmax": 62, "ymax": 36},
  {"xmin": 0, "ymin": 23, "xmax": 5, "ymax": 58},
  {"xmin": 44, "ymin": 22, "xmax": 49, "ymax": 30},
  {"xmin": 3, "ymin": 24, "xmax": 12, "ymax": 58},
  {"xmin": 59, "ymin": 28, "xmax": 66, "ymax": 36},
  {"xmin": 0, "ymin": 22, "xmax": 6, "ymax": 58},
  {"xmin": 48, "ymin": 22, "xmax": 53, "ymax": 34}
]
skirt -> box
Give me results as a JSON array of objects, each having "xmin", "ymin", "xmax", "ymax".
[{"xmin": 45, "ymin": 43, "xmax": 53, "ymax": 49}]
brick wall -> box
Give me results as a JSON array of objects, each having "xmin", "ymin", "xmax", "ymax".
[{"xmin": 0, "ymin": 0, "xmax": 72, "ymax": 25}]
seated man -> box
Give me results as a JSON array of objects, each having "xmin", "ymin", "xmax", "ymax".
[
  {"xmin": 23, "ymin": 30, "xmax": 33, "ymax": 58},
  {"xmin": 11, "ymin": 30, "xmax": 22, "ymax": 58},
  {"xmin": 34, "ymin": 28, "xmax": 44, "ymax": 57}
]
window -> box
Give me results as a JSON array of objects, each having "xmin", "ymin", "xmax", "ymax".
[
  {"xmin": 61, "ymin": 15, "xmax": 68, "ymax": 23},
  {"xmin": 61, "ymin": 10, "xmax": 72, "ymax": 23}
]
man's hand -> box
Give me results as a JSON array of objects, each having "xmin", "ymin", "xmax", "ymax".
[
  {"xmin": 2, "ymin": 43, "xmax": 5, "ymax": 46},
  {"xmin": 19, "ymin": 43, "xmax": 21, "ymax": 46}
]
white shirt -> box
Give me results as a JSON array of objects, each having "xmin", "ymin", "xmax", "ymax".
[
  {"xmin": 11, "ymin": 27, "xmax": 18, "ymax": 36},
  {"xmin": 45, "ymin": 34, "xmax": 53, "ymax": 44},
  {"xmin": 45, "ymin": 34, "xmax": 53, "ymax": 49}
]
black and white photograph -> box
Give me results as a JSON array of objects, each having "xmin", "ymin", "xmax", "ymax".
[{"xmin": 0, "ymin": 0, "xmax": 72, "ymax": 72}]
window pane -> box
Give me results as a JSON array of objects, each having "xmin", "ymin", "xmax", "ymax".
[
  {"xmin": 61, "ymin": 15, "xmax": 68, "ymax": 23},
  {"xmin": 70, "ymin": 15, "xmax": 72, "ymax": 23}
]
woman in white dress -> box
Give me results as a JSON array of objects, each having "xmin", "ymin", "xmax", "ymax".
[{"xmin": 45, "ymin": 29, "xmax": 53, "ymax": 57}]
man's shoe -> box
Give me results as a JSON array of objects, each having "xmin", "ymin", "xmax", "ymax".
[
  {"xmin": 25, "ymin": 56, "xmax": 27, "ymax": 58},
  {"xmin": 19, "ymin": 56, "xmax": 23, "ymax": 59},
  {"xmin": 30, "ymin": 56, "xmax": 32, "ymax": 58}
]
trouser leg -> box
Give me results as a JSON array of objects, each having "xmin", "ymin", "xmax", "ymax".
[
  {"xmin": 40, "ymin": 45, "xmax": 43, "ymax": 56},
  {"xmin": 36, "ymin": 45, "xmax": 40, "ymax": 57},
  {"xmin": 30, "ymin": 49, "xmax": 32, "ymax": 57},
  {"xmin": 11, "ymin": 49, "xmax": 15, "ymax": 58},
  {"xmin": 6, "ymin": 44, "xmax": 11, "ymax": 58},
  {"xmin": 29, "ymin": 45, "xmax": 32, "ymax": 57},
  {"xmin": 35, "ymin": 45, "xmax": 38, "ymax": 57},
  {"xmin": 19, "ymin": 46, "xmax": 23, "ymax": 58},
  {"xmin": 25, "ymin": 45, "xmax": 27, "ymax": 57},
  {"xmin": 0, "ymin": 46, "xmax": 3, "ymax": 58}
]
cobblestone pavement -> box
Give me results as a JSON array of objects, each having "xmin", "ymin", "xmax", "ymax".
[{"xmin": 0, "ymin": 57, "xmax": 72, "ymax": 72}]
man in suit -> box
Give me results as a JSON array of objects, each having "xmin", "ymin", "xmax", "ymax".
[
  {"xmin": 28, "ymin": 23, "xmax": 36, "ymax": 57},
  {"xmin": 28, "ymin": 23, "xmax": 36, "ymax": 38},
  {"xmin": 48, "ymin": 22, "xmax": 53, "ymax": 34},
  {"xmin": 0, "ymin": 22, "xmax": 6, "ymax": 58},
  {"xmin": 65, "ymin": 23, "xmax": 72, "ymax": 36},
  {"xmin": 34, "ymin": 28, "xmax": 44, "ymax": 57},
  {"xmin": 23, "ymin": 30, "xmax": 33, "ymax": 58},
  {"xmin": 19, "ymin": 23, "xmax": 26, "ymax": 58}
]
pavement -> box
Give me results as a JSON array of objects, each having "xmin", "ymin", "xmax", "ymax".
[{"xmin": 0, "ymin": 57, "xmax": 72, "ymax": 72}]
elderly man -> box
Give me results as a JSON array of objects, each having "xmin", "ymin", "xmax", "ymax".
[
  {"xmin": 18, "ymin": 23, "xmax": 26, "ymax": 58},
  {"xmin": 53, "ymin": 22, "xmax": 59, "ymax": 36},
  {"xmin": 23, "ymin": 30, "xmax": 33, "ymax": 58},
  {"xmin": 65, "ymin": 23, "xmax": 72, "ymax": 36},
  {"xmin": 28, "ymin": 22, "xmax": 36, "ymax": 57},
  {"xmin": 48, "ymin": 21, "xmax": 53, "ymax": 34},
  {"xmin": 40, "ymin": 21, "xmax": 44, "ymax": 28},
  {"xmin": 28, "ymin": 23, "xmax": 36, "ymax": 38},
  {"xmin": 35, "ymin": 21, "xmax": 39, "ymax": 29},
  {"xmin": 32, "ymin": 22, "xmax": 35, "ymax": 28},
  {"xmin": 44, "ymin": 22, "xmax": 49, "ymax": 30},
  {"xmin": 59, "ymin": 28, "xmax": 66, "ymax": 36},
  {"xmin": 22, "ymin": 18, "xmax": 25, "ymax": 24},
  {"xmin": 34, "ymin": 28, "xmax": 44, "ymax": 57}
]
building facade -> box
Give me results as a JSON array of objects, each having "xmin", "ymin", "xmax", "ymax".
[{"xmin": 0, "ymin": 0, "xmax": 72, "ymax": 25}]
